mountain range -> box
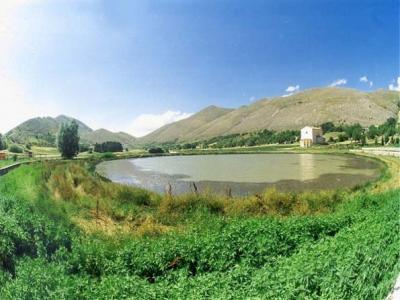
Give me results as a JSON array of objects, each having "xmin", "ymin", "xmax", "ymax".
[
  {"xmin": 139, "ymin": 87, "xmax": 400, "ymax": 143},
  {"xmin": 4, "ymin": 87, "xmax": 400, "ymax": 146}
]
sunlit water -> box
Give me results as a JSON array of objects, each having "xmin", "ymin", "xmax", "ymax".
[{"xmin": 97, "ymin": 154, "xmax": 381, "ymax": 195}]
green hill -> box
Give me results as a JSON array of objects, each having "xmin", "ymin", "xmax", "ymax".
[
  {"xmin": 6, "ymin": 115, "xmax": 93, "ymax": 146},
  {"xmin": 81, "ymin": 129, "xmax": 136, "ymax": 147},
  {"xmin": 139, "ymin": 88, "xmax": 400, "ymax": 143},
  {"xmin": 6, "ymin": 115, "xmax": 135, "ymax": 147}
]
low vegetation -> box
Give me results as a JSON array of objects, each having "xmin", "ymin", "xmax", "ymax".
[
  {"xmin": 94, "ymin": 141, "xmax": 124, "ymax": 153},
  {"xmin": 0, "ymin": 154, "xmax": 398, "ymax": 298}
]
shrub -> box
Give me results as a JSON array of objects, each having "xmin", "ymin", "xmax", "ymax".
[
  {"xmin": 101, "ymin": 152, "xmax": 116, "ymax": 159},
  {"xmin": 148, "ymin": 147, "xmax": 164, "ymax": 154},
  {"xmin": 94, "ymin": 142, "xmax": 123, "ymax": 153},
  {"xmin": 79, "ymin": 144, "xmax": 91, "ymax": 152},
  {"xmin": 8, "ymin": 145, "xmax": 23, "ymax": 153},
  {"xmin": 116, "ymin": 186, "xmax": 152, "ymax": 206}
]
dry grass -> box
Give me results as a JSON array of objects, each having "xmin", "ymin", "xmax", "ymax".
[{"xmin": 39, "ymin": 155, "xmax": 393, "ymax": 237}]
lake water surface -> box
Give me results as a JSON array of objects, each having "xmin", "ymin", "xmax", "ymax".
[{"xmin": 96, "ymin": 154, "xmax": 381, "ymax": 195}]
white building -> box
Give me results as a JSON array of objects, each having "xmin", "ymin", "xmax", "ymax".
[{"xmin": 300, "ymin": 126, "xmax": 325, "ymax": 148}]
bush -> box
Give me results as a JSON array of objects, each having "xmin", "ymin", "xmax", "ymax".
[
  {"xmin": 100, "ymin": 152, "xmax": 116, "ymax": 159},
  {"xmin": 8, "ymin": 145, "xmax": 23, "ymax": 153},
  {"xmin": 79, "ymin": 144, "xmax": 91, "ymax": 152},
  {"xmin": 116, "ymin": 186, "xmax": 152, "ymax": 206},
  {"xmin": 94, "ymin": 142, "xmax": 123, "ymax": 153},
  {"xmin": 148, "ymin": 147, "xmax": 164, "ymax": 154}
]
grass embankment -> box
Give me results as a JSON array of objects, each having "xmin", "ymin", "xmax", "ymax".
[
  {"xmin": 0, "ymin": 156, "xmax": 398, "ymax": 299},
  {"xmin": 0, "ymin": 158, "xmax": 32, "ymax": 169}
]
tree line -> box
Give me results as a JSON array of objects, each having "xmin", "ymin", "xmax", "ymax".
[{"xmin": 321, "ymin": 118, "xmax": 399, "ymax": 145}]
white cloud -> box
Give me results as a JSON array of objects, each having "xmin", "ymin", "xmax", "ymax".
[
  {"xmin": 282, "ymin": 84, "xmax": 300, "ymax": 97},
  {"xmin": 359, "ymin": 76, "xmax": 373, "ymax": 87},
  {"xmin": 249, "ymin": 96, "xmax": 256, "ymax": 102},
  {"xmin": 127, "ymin": 110, "xmax": 193, "ymax": 137},
  {"xmin": 286, "ymin": 85, "xmax": 300, "ymax": 93},
  {"xmin": 329, "ymin": 79, "xmax": 347, "ymax": 87},
  {"xmin": 388, "ymin": 77, "xmax": 400, "ymax": 92}
]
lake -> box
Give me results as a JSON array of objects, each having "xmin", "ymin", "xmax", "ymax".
[{"xmin": 96, "ymin": 154, "xmax": 382, "ymax": 196}]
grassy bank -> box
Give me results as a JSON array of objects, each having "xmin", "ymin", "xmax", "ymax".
[{"xmin": 0, "ymin": 154, "xmax": 398, "ymax": 299}]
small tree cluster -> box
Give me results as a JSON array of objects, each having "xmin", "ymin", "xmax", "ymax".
[
  {"xmin": 8, "ymin": 145, "xmax": 23, "ymax": 153},
  {"xmin": 148, "ymin": 147, "xmax": 165, "ymax": 154},
  {"xmin": 94, "ymin": 141, "xmax": 123, "ymax": 153}
]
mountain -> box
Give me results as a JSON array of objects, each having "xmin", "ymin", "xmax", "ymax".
[
  {"xmin": 6, "ymin": 115, "xmax": 93, "ymax": 145},
  {"xmin": 139, "ymin": 88, "xmax": 400, "ymax": 143},
  {"xmin": 55, "ymin": 115, "xmax": 93, "ymax": 134},
  {"xmin": 139, "ymin": 105, "xmax": 234, "ymax": 143},
  {"xmin": 6, "ymin": 115, "xmax": 135, "ymax": 147},
  {"xmin": 81, "ymin": 129, "xmax": 136, "ymax": 147}
]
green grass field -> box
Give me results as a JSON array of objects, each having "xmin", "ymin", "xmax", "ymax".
[{"xmin": 0, "ymin": 153, "xmax": 398, "ymax": 299}]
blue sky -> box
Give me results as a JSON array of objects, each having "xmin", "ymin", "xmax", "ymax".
[{"xmin": 0, "ymin": 0, "xmax": 399, "ymax": 136}]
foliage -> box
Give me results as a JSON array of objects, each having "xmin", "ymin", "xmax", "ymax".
[
  {"xmin": 94, "ymin": 141, "xmax": 123, "ymax": 153},
  {"xmin": 148, "ymin": 147, "xmax": 165, "ymax": 154},
  {"xmin": 199, "ymin": 129, "xmax": 300, "ymax": 149},
  {"xmin": 100, "ymin": 152, "xmax": 116, "ymax": 159},
  {"xmin": 368, "ymin": 125, "xmax": 379, "ymax": 139},
  {"xmin": 79, "ymin": 143, "xmax": 91, "ymax": 152},
  {"xmin": 0, "ymin": 134, "xmax": 6, "ymax": 151},
  {"xmin": 57, "ymin": 121, "xmax": 80, "ymax": 159},
  {"xmin": 8, "ymin": 145, "xmax": 23, "ymax": 153}
]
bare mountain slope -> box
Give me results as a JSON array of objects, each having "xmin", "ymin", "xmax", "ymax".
[
  {"xmin": 81, "ymin": 129, "xmax": 136, "ymax": 146},
  {"xmin": 139, "ymin": 88, "xmax": 400, "ymax": 143},
  {"xmin": 140, "ymin": 105, "xmax": 234, "ymax": 143}
]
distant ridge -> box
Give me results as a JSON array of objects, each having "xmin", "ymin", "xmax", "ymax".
[
  {"xmin": 81, "ymin": 129, "xmax": 136, "ymax": 146},
  {"xmin": 139, "ymin": 87, "xmax": 400, "ymax": 143},
  {"xmin": 6, "ymin": 115, "xmax": 135, "ymax": 146}
]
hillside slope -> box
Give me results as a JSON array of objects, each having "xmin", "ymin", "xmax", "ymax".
[
  {"xmin": 140, "ymin": 105, "xmax": 234, "ymax": 143},
  {"xmin": 6, "ymin": 115, "xmax": 92, "ymax": 145},
  {"xmin": 6, "ymin": 115, "xmax": 136, "ymax": 147},
  {"xmin": 140, "ymin": 88, "xmax": 400, "ymax": 143},
  {"xmin": 81, "ymin": 129, "xmax": 136, "ymax": 146}
]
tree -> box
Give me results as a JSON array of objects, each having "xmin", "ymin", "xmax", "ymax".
[
  {"xmin": 321, "ymin": 122, "xmax": 335, "ymax": 134},
  {"xmin": 344, "ymin": 123, "xmax": 363, "ymax": 142},
  {"xmin": 57, "ymin": 121, "xmax": 80, "ymax": 159},
  {"xmin": 0, "ymin": 134, "xmax": 5, "ymax": 151},
  {"xmin": 367, "ymin": 125, "xmax": 378, "ymax": 139},
  {"xmin": 360, "ymin": 134, "xmax": 367, "ymax": 146}
]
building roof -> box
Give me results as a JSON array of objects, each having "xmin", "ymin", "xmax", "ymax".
[{"xmin": 301, "ymin": 126, "xmax": 322, "ymax": 130}]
